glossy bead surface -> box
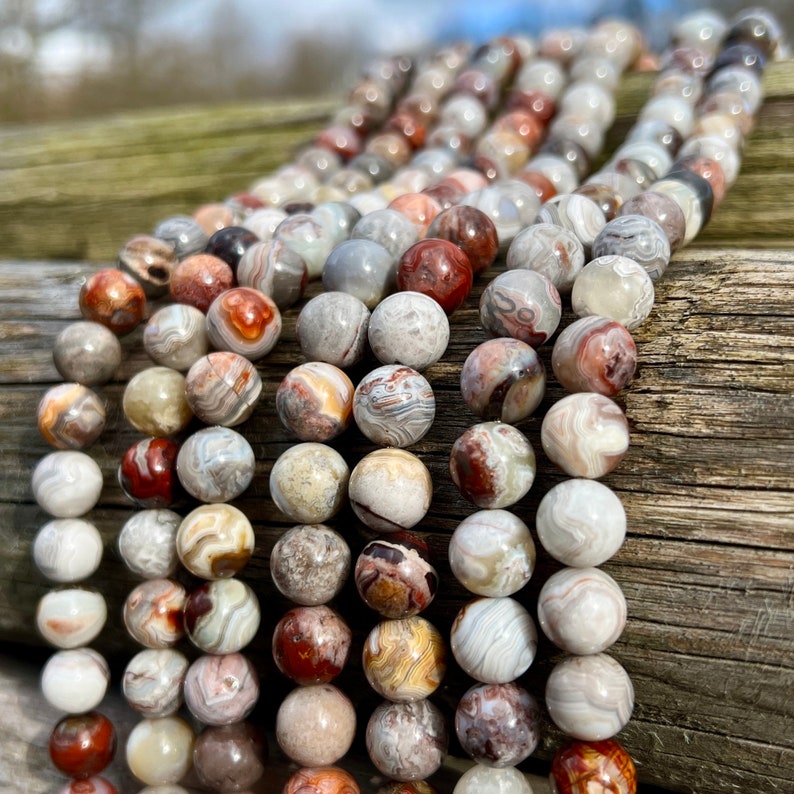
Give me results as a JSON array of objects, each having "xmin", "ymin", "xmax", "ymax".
[
  {"xmin": 275, "ymin": 213, "xmax": 335, "ymax": 279},
  {"xmin": 32, "ymin": 450, "xmax": 103, "ymax": 518},
  {"xmin": 52, "ymin": 321, "xmax": 122, "ymax": 386},
  {"xmin": 37, "ymin": 383, "xmax": 106, "ymax": 450},
  {"xmin": 193, "ymin": 722, "xmax": 267, "ymax": 793},
  {"xmin": 355, "ymin": 532, "xmax": 438, "ymax": 618},
  {"xmin": 351, "ymin": 207, "xmax": 419, "ymax": 260},
  {"xmin": 118, "ymin": 509, "xmax": 181, "ymax": 579},
  {"xmin": 650, "ymin": 173, "xmax": 713, "ymax": 244},
  {"xmin": 154, "ymin": 215, "xmax": 209, "ymax": 259},
  {"xmin": 41, "ymin": 648, "xmax": 110, "ymax": 713},
  {"xmin": 56, "ymin": 776, "xmax": 118, "ymax": 794},
  {"xmin": 368, "ymin": 291, "xmax": 450, "ymax": 371},
  {"xmin": 123, "ymin": 579, "xmax": 186, "ymax": 648},
  {"xmin": 388, "ymin": 192, "xmax": 442, "ymax": 237},
  {"xmin": 119, "ymin": 234, "xmax": 177, "ymax": 297},
  {"xmin": 449, "ymin": 509, "xmax": 535, "ymax": 597},
  {"xmin": 479, "ymin": 269, "xmax": 561, "ymax": 347},
  {"xmin": 183, "ymin": 652, "xmax": 259, "ymax": 725},
  {"xmin": 546, "ymin": 654, "xmax": 634, "ymax": 740},
  {"xmin": 176, "ymin": 426, "xmax": 255, "ymax": 503},
  {"xmin": 535, "ymin": 194, "xmax": 606, "ymax": 256},
  {"xmin": 37, "ymin": 588, "xmax": 106, "ymax": 649},
  {"xmin": 33, "ymin": 518, "xmax": 103, "ymax": 583},
  {"xmin": 550, "ymin": 739, "xmax": 637, "ymax": 794},
  {"xmin": 536, "ymin": 479, "xmax": 627, "ymax": 567},
  {"xmin": 126, "ymin": 716, "xmax": 194, "ymax": 786},
  {"xmin": 169, "ymin": 253, "xmax": 234, "ymax": 312},
  {"xmin": 296, "ymin": 291, "xmax": 370, "ymax": 368},
  {"xmin": 184, "ymin": 351, "xmax": 262, "ymax": 427},
  {"xmin": 449, "ymin": 422, "xmax": 536, "ymax": 509},
  {"xmin": 366, "ymin": 699, "xmax": 448, "ymax": 782},
  {"xmin": 49, "ymin": 711, "xmax": 116, "ymax": 779},
  {"xmin": 276, "ymin": 684, "xmax": 356, "ymax": 767},
  {"xmin": 205, "ymin": 225, "xmax": 259, "ymax": 271},
  {"xmin": 363, "ymin": 616, "xmax": 446, "ymax": 701},
  {"xmin": 454, "ymin": 765, "xmax": 533, "ymax": 793},
  {"xmin": 206, "ymin": 286, "xmax": 282, "ymax": 360},
  {"xmin": 322, "ymin": 238, "xmax": 397, "ymax": 309},
  {"xmin": 348, "ymin": 448, "xmax": 432, "ymax": 533},
  {"xmin": 79, "ymin": 268, "xmax": 146, "ymax": 335},
  {"xmin": 450, "ymin": 597, "xmax": 537, "ymax": 684},
  {"xmin": 506, "ymin": 223, "xmax": 585, "ymax": 293},
  {"xmin": 592, "ymin": 215, "xmax": 671, "ymax": 281},
  {"xmin": 460, "ymin": 338, "xmax": 546, "ymax": 424},
  {"xmin": 425, "ymin": 205, "xmax": 499, "ymax": 274},
  {"xmin": 353, "ymin": 365, "xmax": 435, "ymax": 448},
  {"xmin": 273, "ymin": 605, "xmax": 351, "ymax": 685},
  {"xmin": 123, "ymin": 648, "xmax": 188, "ymax": 718},
  {"xmin": 270, "ymin": 524, "xmax": 351, "ymax": 605},
  {"xmin": 123, "ymin": 366, "xmax": 192, "ymax": 437},
  {"xmin": 538, "ymin": 567, "xmax": 627, "ymax": 654},
  {"xmin": 119, "ymin": 437, "xmax": 180, "ymax": 508},
  {"xmin": 144, "ymin": 303, "xmax": 209, "ymax": 371},
  {"xmin": 462, "ymin": 181, "xmax": 539, "ymax": 249},
  {"xmin": 541, "ymin": 393, "xmax": 629, "ymax": 478},
  {"xmin": 270, "ymin": 443, "xmax": 349, "ymax": 524},
  {"xmin": 455, "ymin": 681, "xmax": 540, "ymax": 767},
  {"xmin": 184, "ymin": 578, "xmax": 260, "ymax": 654},
  {"xmin": 283, "ymin": 766, "xmax": 360, "ymax": 794},
  {"xmin": 615, "ymin": 190, "xmax": 686, "ymax": 253},
  {"xmin": 237, "ymin": 239, "xmax": 308, "ymax": 309}
]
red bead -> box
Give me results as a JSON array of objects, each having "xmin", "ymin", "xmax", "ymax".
[
  {"xmin": 49, "ymin": 712, "xmax": 116, "ymax": 779},
  {"xmin": 118, "ymin": 436, "xmax": 180, "ymax": 508},
  {"xmin": 492, "ymin": 109, "xmax": 545, "ymax": 150},
  {"xmin": 426, "ymin": 205, "xmax": 499, "ymax": 275},
  {"xmin": 169, "ymin": 253, "xmax": 234, "ymax": 312},
  {"xmin": 57, "ymin": 777, "xmax": 118, "ymax": 794},
  {"xmin": 315, "ymin": 124, "xmax": 363, "ymax": 161},
  {"xmin": 387, "ymin": 110, "xmax": 427, "ymax": 149},
  {"xmin": 550, "ymin": 739, "xmax": 637, "ymax": 794},
  {"xmin": 508, "ymin": 89, "xmax": 557, "ymax": 123},
  {"xmin": 388, "ymin": 193, "xmax": 442, "ymax": 238},
  {"xmin": 421, "ymin": 183, "xmax": 463, "ymax": 211},
  {"xmin": 79, "ymin": 268, "xmax": 146, "ymax": 335},
  {"xmin": 516, "ymin": 170, "xmax": 557, "ymax": 203},
  {"xmin": 397, "ymin": 238, "xmax": 473, "ymax": 315}
]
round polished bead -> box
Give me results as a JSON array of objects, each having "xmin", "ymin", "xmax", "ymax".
[
  {"xmin": 455, "ymin": 681, "xmax": 540, "ymax": 767},
  {"xmin": 367, "ymin": 291, "xmax": 449, "ymax": 371},
  {"xmin": 515, "ymin": 57, "xmax": 567, "ymax": 97},
  {"xmin": 592, "ymin": 214, "xmax": 671, "ymax": 282},
  {"xmin": 41, "ymin": 648, "xmax": 110, "ymax": 713},
  {"xmin": 615, "ymin": 190, "xmax": 686, "ymax": 253},
  {"xmin": 611, "ymin": 141, "xmax": 672, "ymax": 180},
  {"xmin": 205, "ymin": 225, "xmax": 259, "ymax": 271},
  {"xmin": 37, "ymin": 383, "xmax": 106, "ymax": 450},
  {"xmin": 206, "ymin": 286, "xmax": 282, "ymax": 360},
  {"xmin": 353, "ymin": 365, "xmax": 435, "ymax": 448},
  {"xmin": 144, "ymin": 303, "xmax": 209, "ymax": 371},
  {"xmin": 506, "ymin": 222, "xmax": 585, "ymax": 293},
  {"xmin": 277, "ymin": 684, "xmax": 356, "ymax": 767},
  {"xmin": 296, "ymin": 291, "xmax": 370, "ymax": 368},
  {"xmin": 348, "ymin": 448, "xmax": 432, "ymax": 533},
  {"xmin": 674, "ymin": 154, "xmax": 727, "ymax": 205},
  {"xmin": 270, "ymin": 443, "xmax": 349, "ymax": 524},
  {"xmin": 677, "ymin": 134, "xmax": 740, "ymax": 186},
  {"xmin": 651, "ymin": 171, "xmax": 714, "ymax": 244},
  {"xmin": 184, "ymin": 351, "xmax": 262, "ymax": 427},
  {"xmin": 123, "ymin": 579, "xmax": 186, "ymax": 649},
  {"xmin": 625, "ymin": 119, "xmax": 685, "ymax": 157},
  {"xmin": 275, "ymin": 213, "xmax": 336, "ymax": 279},
  {"xmin": 282, "ymin": 766, "xmax": 360, "ymax": 793},
  {"xmin": 638, "ymin": 94, "xmax": 695, "ymax": 138},
  {"xmin": 79, "ymin": 268, "xmax": 146, "ymax": 335},
  {"xmin": 440, "ymin": 92, "xmax": 489, "ymax": 137},
  {"xmin": 33, "ymin": 518, "xmax": 103, "ymax": 583},
  {"xmin": 276, "ymin": 362, "xmax": 355, "ymax": 442},
  {"xmin": 126, "ymin": 716, "xmax": 195, "ymax": 786},
  {"xmin": 535, "ymin": 194, "xmax": 606, "ymax": 257},
  {"xmin": 312, "ymin": 201, "xmax": 362, "ymax": 245},
  {"xmin": 388, "ymin": 192, "xmax": 443, "ymax": 238},
  {"xmin": 37, "ymin": 588, "xmax": 106, "ymax": 649},
  {"xmin": 53, "ymin": 321, "xmax": 122, "ymax": 386},
  {"xmin": 322, "ymin": 238, "xmax": 397, "ymax": 309},
  {"xmin": 118, "ymin": 509, "xmax": 181, "ymax": 579},
  {"xmin": 119, "ymin": 234, "xmax": 178, "ymax": 297},
  {"xmin": 119, "ymin": 437, "xmax": 180, "ymax": 508},
  {"xmin": 710, "ymin": 43, "xmax": 766, "ymax": 76},
  {"xmin": 541, "ymin": 393, "xmax": 629, "ymax": 478},
  {"xmin": 377, "ymin": 782, "xmax": 438, "ymax": 794},
  {"xmin": 193, "ymin": 202, "xmax": 235, "ymax": 235},
  {"xmin": 193, "ymin": 722, "xmax": 267, "ymax": 793},
  {"xmin": 236, "ymin": 239, "xmax": 308, "ymax": 309},
  {"xmin": 183, "ymin": 652, "xmax": 259, "ymax": 725},
  {"xmin": 154, "ymin": 215, "xmax": 209, "ymax": 259},
  {"xmin": 123, "ymin": 367, "xmax": 192, "ymax": 437},
  {"xmin": 176, "ymin": 503, "xmax": 254, "ymax": 579},
  {"xmin": 449, "ymin": 422, "xmax": 536, "ymax": 509},
  {"xmin": 273, "ymin": 605, "xmax": 352, "ymax": 685},
  {"xmin": 56, "ymin": 776, "xmax": 118, "ymax": 794},
  {"xmin": 449, "ymin": 509, "xmax": 535, "ymax": 597},
  {"xmin": 673, "ymin": 9, "xmax": 728, "ymax": 55},
  {"xmin": 184, "ymin": 578, "xmax": 260, "ymax": 654},
  {"xmin": 123, "ymin": 648, "xmax": 188, "ymax": 718},
  {"xmin": 539, "ymin": 566, "xmax": 627, "ymax": 654},
  {"xmin": 473, "ymin": 128, "xmax": 530, "ymax": 180},
  {"xmin": 706, "ymin": 64, "xmax": 764, "ymax": 115},
  {"xmin": 169, "ymin": 254, "xmax": 234, "ymax": 312},
  {"xmin": 450, "ymin": 597, "xmax": 537, "ymax": 683},
  {"xmin": 271, "ymin": 524, "xmax": 351, "ymax": 605},
  {"xmin": 176, "ymin": 426, "xmax": 254, "ymax": 503},
  {"xmin": 453, "ymin": 764, "xmax": 533, "ymax": 793},
  {"xmin": 462, "ymin": 180, "xmax": 540, "ymax": 249},
  {"xmin": 351, "ymin": 207, "xmax": 419, "ymax": 261},
  {"xmin": 526, "ymin": 153, "xmax": 580, "ymax": 196},
  {"xmin": 550, "ymin": 738, "xmax": 638, "ymax": 794},
  {"xmin": 366, "ymin": 699, "xmax": 448, "ymax": 782},
  {"xmin": 425, "ymin": 205, "xmax": 499, "ymax": 275},
  {"xmin": 49, "ymin": 711, "xmax": 116, "ymax": 779},
  {"xmin": 32, "ymin": 450, "xmax": 103, "ymax": 518},
  {"xmin": 546, "ymin": 653, "xmax": 634, "ymax": 740},
  {"xmin": 460, "ymin": 338, "xmax": 546, "ymax": 423}
]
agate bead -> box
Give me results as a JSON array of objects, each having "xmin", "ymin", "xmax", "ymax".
[
  {"xmin": 176, "ymin": 503, "xmax": 255, "ymax": 579},
  {"xmin": 535, "ymin": 194, "xmax": 607, "ymax": 256},
  {"xmin": 119, "ymin": 437, "xmax": 180, "ymax": 508},
  {"xmin": 206, "ymin": 286, "xmax": 282, "ymax": 360},
  {"xmin": 276, "ymin": 684, "xmax": 356, "ymax": 767},
  {"xmin": 366, "ymin": 699, "xmax": 448, "ymax": 782},
  {"xmin": 52, "ymin": 321, "xmax": 122, "ymax": 386},
  {"xmin": 126, "ymin": 716, "xmax": 195, "ymax": 786},
  {"xmin": 462, "ymin": 180, "xmax": 539, "ymax": 249},
  {"xmin": 33, "ymin": 518, "xmax": 103, "ymax": 583},
  {"xmin": 592, "ymin": 215, "xmax": 671, "ymax": 281},
  {"xmin": 32, "ymin": 450, "xmax": 103, "ymax": 518},
  {"xmin": 184, "ymin": 579, "xmax": 260, "ymax": 654},
  {"xmin": 183, "ymin": 652, "xmax": 259, "ymax": 725},
  {"xmin": 273, "ymin": 605, "xmax": 352, "ymax": 685},
  {"xmin": 448, "ymin": 509, "xmax": 535, "ymax": 597},
  {"xmin": 193, "ymin": 722, "xmax": 267, "ymax": 792},
  {"xmin": 650, "ymin": 173, "xmax": 713, "ymax": 244},
  {"xmin": 122, "ymin": 367, "xmax": 193, "ymax": 437},
  {"xmin": 296, "ymin": 291, "xmax": 371, "ymax": 368},
  {"xmin": 460, "ymin": 338, "xmax": 546, "ymax": 423},
  {"xmin": 118, "ymin": 509, "xmax": 181, "ymax": 579},
  {"xmin": 283, "ymin": 766, "xmax": 360, "ymax": 793},
  {"xmin": 79, "ymin": 268, "xmax": 146, "ymax": 335},
  {"xmin": 450, "ymin": 597, "xmax": 537, "ymax": 684},
  {"xmin": 176, "ymin": 426, "xmax": 255, "ymax": 503},
  {"xmin": 449, "ymin": 422, "xmax": 536, "ymax": 509},
  {"xmin": 56, "ymin": 776, "xmax": 118, "ymax": 794},
  {"xmin": 123, "ymin": 648, "xmax": 188, "ymax": 718},
  {"xmin": 49, "ymin": 711, "xmax": 116, "ymax": 779},
  {"xmin": 37, "ymin": 383, "xmax": 106, "ymax": 450},
  {"xmin": 355, "ymin": 532, "xmax": 438, "ymax": 618},
  {"xmin": 169, "ymin": 254, "xmax": 234, "ymax": 312},
  {"xmin": 545, "ymin": 654, "xmax": 634, "ymax": 740},
  {"xmin": 455, "ymin": 681, "xmax": 540, "ymax": 767},
  {"xmin": 236, "ymin": 239, "xmax": 308, "ymax": 309},
  {"xmin": 453, "ymin": 765, "xmax": 533, "ymax": 793},
  {"xmin": 506, "ymin": 222, "xmax": 585, "ymax": 293},
  {"xmin": 184, "ymin": 351, "xmax": 262, "ymax": 427},
  {"xmin": 41, "ymin": 648, "xmax": 110, "ymax": 713},
  {"xmin": 123, "ymin": 579, "xmax": 186, "ymax": 649},
  {"xmin": 378, "ymin": 783, "xmax": 437, "ymax": 794},
  {"xmin": 270, "ymin": 443, "xmax": 349, "ymax": 524},
  {"xmin": 144, "ymin": 303, "xmax": 209, "ymax": 371},
  {"xmin": 536, "ymin": 479, "xmax": 627, "ymax": 567},
  {"xmin": 550, "ymin": 738, "xmax": 637, "ymax": 794},
  {"xmin": 541, "ymin": 393, "xmax": 630, "ymax": 478},
  {"xmin": 348, "ymin": 448, "xmax": 432, "ymax": 533},
  {"xmin": 351, "ymin": 208, "xmax": 419, "ymax": 261},
  {"xmin": 353, "ymin": 365, "xmax": 435, "ymax": 447},
  {"xmin": 388, "ymin": 192, "xmax": 442, "ymax": 237},
  {"xmin": 119, "ymin": 235, "xmax": 177, "ymax": 297},
  {"xmin": 425, "ymin": 205, "xmax": 499, "ymax": 274},
  {"xmin": 153, "ymin": 215, "xmax": 209, "ymax": 259},
  {"xmin": 270, "ymin": 524, "xmax": 351, "ymax": 605},
  {"xmin": 37, "ymin": 588, "xmax": 107, "ymax": 649},
  {"xmin": 274, "ymin": 213, "xmax": 335, "ymax": 279},
  {"xmin": 322, "ymin": 238, "xmax": 397, "ymax": 309},
  {"xmin": 205, "ymin": 225, "xmax": 259, "ymax": 271}
]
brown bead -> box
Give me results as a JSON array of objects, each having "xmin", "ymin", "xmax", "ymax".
[
  {"xmin": 169, "ymin": 253, "xmax": 234, "ymax": 313},
  {"xmin": 79, "ymin": 268, "xmax": 146, "ymax": 335},
  {"xmin": 193, "ymin": 722, "xmax": 267, "ymax": 792},
  {"xmin": 315, "ymin": 124, "xmax": 363, "ymax": 161},
  {"xmin": 49, "ymin": 712, "xmax": 116, "ymax": 779},
  {"xmin": 426, "ymin": 205, "xmax": 499, "ymax": 275},
  {"xmin": 508, "ymin": 89, "xmax": 557, "ymax": 123},
  {"xmin": 37, "ymin": 382, "xmax": 106, "ymax": 450},
  {"xmin": 492, "ymin": 109, "xmax": 544, "ymax": 151},
  {"xmin": 387, "ymin": 110, "xmax": 427, "ymax": 149},
  {"xmin": 365, "ymin": 131, "xmax": 412, "ymax": 168},
  {"xmin": 193, "ymin": 202, "xmax": 235, "ymax": 235},
  {"xmin": 118, "ymin": 235, "xmax": 177, "ymax": 298}
]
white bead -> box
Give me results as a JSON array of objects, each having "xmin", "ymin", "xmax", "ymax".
[
  {"xmin": 454, "ymin": 764, "xmax": 534, "ymax": 793},
  {"xmin": 32, "ymin": 518, "xmax": 103, "ymax": 583},
  {"xmin": 40, "ymin": 648, "xmax": 109, "ymax": 712},
  {"xmin": 36, "ymin": 588, "xmax": 107, "ymax": 649},
  {"xmin": 118, "ymin": 509, "xmax": 181, "ymax": 579},
  {"xmin": 31, "ymin": 450, "xmax": 103, "ymax": 518},
  {"xmin": 126, "ymin": 716, "xmax": 195, "ymax": 786}
]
